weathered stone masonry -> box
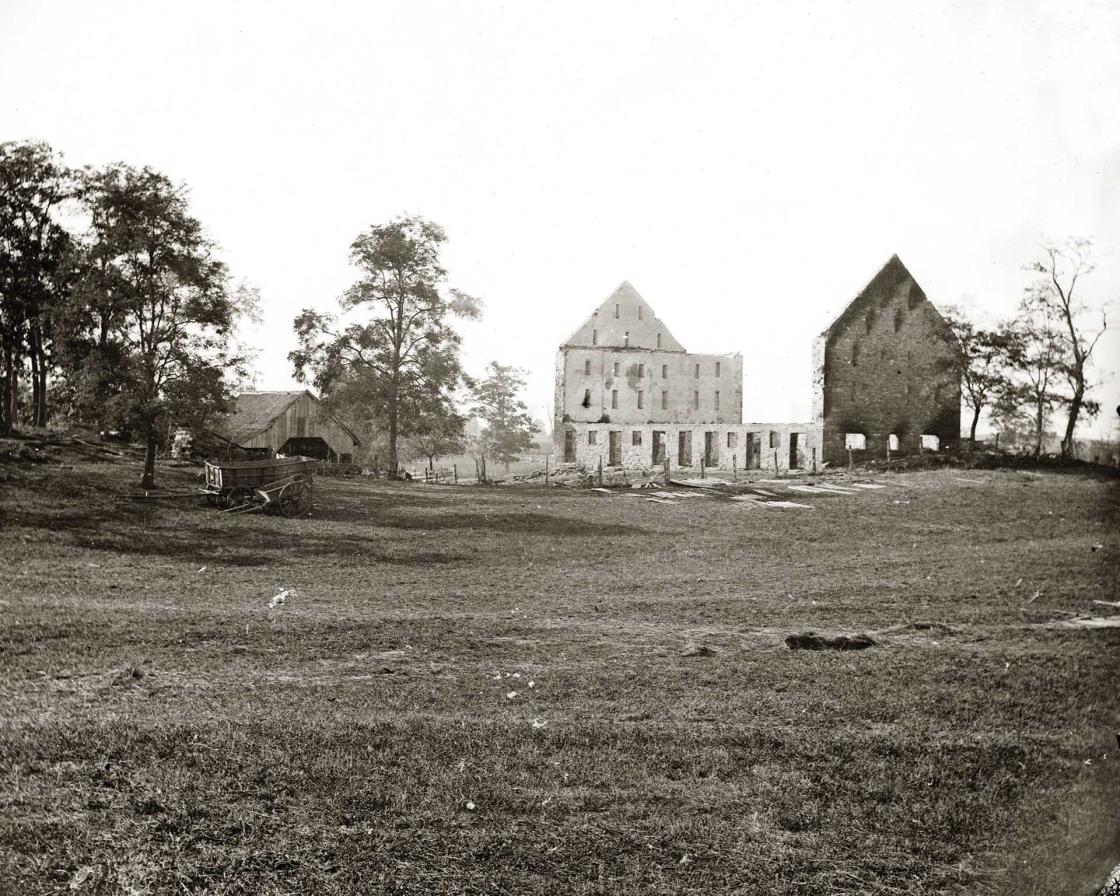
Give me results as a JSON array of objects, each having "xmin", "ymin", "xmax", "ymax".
[
  {"xmin": 811, "ymin": 255, "xmax": 962, "ymax": 465},
  {"xmin": 555, "ymin": 257, "xmax": 962, "ymax": 472}
]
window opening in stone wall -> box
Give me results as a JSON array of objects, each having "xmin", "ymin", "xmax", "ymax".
[
  {"xmin": 592, "ymin": 329, "xmax": 598, "ymax": 345},
  {"xmin": 638, "ymin": 363, "xmax": 645, "ymax": 377},
  {"xmin": 657, "ymin": 333, "xmax": 662, "ymax": 348},
  {"xmin": 637, "ymin": 390, "xmax": 644, "ymax": 409},
  {"xmin": 564, "ymin": 429, "xmax": 576, "ymax": 462},
  {"xmin": 652, "ymin": 430, "xmax": 665, "ymax": 464},
  {"xmin": 584, "ymin": 359, "xmax": 591, "ymax": 375},
  {"xmin": 893, "ymin": 309, "xmax": 903, "ymax": 333},
  {"xmin": 611, "ymin": 390, "xmax": 618, "ymax": 409},
  {"xmin": 851, "ymin": 342, "xmax": 860, "ymax": 366},
  {"xmin": 693, "ymin": 390, "xmax": 699, "ymax": 409},
  {"xmin": 614, "ymin": 303, "xmax": 620, "ymax": 319},
  {"xmin": 694, "ymin": 363, "xmax": 700, "ymax": 378},
  {"xmin": 844, "ymin": 433, "xmax": 866, "ymax": 450},
  {"xmin": 632, "ymin": 431, "xmax": 642, "ymax": 446},
  {"xmin": 661, "ymin": 390, "xmax": 668, "ymax": 410},
  {"xmin": 888, "ymin": 433, "xmax": 899, "ymax": 451},
  {"xmin": 727, "ymin": 432, "xmax": 738, "ymax": 448},
  {"xmin": 921, "ymin": 434, "xmax": 940, "ymax": 451},
  {"xmin": 638, "ymin": 306, "xmax": 644, "ymax": 320},
  {"xmin": 714, "ymin": 390, "xmax": 720, "ymax": 410},
  {"xmin": 624, "ymin": 331, "xmax": 630, "ymax": 347},
  {"xmin": 769, "ymin": 431, "xmax": 780, "ymax": 449},
  {"xmin": 789, "ymin": 432, "xmax": 800, "ymax": 469},
  {"xmin": 613, "ymin": 361, "xmax": 619, "ymax": 376},
  {"xmin": 588, "ymin": 430, "xmax": 598, "ymax": 445},
  {"xmin": 865, "ymin": 310, "xmax": 876, "ymax": 334},
  {"xmin": 582, "ymin": 389, "xmax": 591, "ymax": 408},
  {"xmin": 715, "ymin": 361, "xmax": 721, "ymax": 377}
]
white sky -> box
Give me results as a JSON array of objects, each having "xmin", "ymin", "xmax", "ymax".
[{"xmin": 3, "ymin": 0, "xmax": 1118, "ymax": 437}]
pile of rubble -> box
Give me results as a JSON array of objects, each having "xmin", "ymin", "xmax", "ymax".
[{"xmin": 507, "ymin": 463, "xmax": 663, "ymax": 489}]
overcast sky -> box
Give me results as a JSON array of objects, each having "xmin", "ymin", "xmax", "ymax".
[{"xmin": 3, "ymin": 0, "xmax": 1118, "ymax": 437}]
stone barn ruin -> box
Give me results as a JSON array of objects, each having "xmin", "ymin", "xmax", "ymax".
[
  {"xmin": 554, "ymin": 257, "xmax": 962, "ymax": 473},
  {"xmin": 812, "ymin": 255, "xmax": 962, "ymax": 464}
]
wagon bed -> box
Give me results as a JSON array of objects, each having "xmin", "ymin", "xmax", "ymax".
[{"xmin": 202, "ymin": 455, "xmax": 316, "ymax": 516}]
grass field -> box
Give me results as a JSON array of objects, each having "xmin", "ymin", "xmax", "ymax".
[{"xmin": 1, "ymin": 448, "xmax": 1118, "ymax": 895}]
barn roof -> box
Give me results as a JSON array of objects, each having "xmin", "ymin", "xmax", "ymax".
[{"xmin": 224, "ymin": 390, "xmax": 363, "ymax": 447}]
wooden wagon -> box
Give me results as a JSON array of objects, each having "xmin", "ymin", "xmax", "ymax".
[{"xmin": 202, "ymin": 456, "xmax": 316, "ymax": 517}]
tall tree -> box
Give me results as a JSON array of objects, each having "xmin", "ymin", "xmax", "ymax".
[
  {"xmin": 943, "ymin": 307, "xmax": 1024, "ymax": 449},
  {"xmin": 290, "ymin": 216, "xmax": 480, "ymax": 476},
  {"xmin": 472, "ymin": 362, "xmax": 536, "ymax": 474},
  {"xmin": 78, "ymin": 165, "xmax": 247, "ymax": 487},
  {"xmin": 1000, "ymin": 300, "xmax": 1065, "ymax": 459},
  {"xmin": 0, "ymin": 140, "xmax": 77, "ymax": 432},
  {"xmin": 1024, "ymin": 239, "xmax": 1108, "ymax": 457}
]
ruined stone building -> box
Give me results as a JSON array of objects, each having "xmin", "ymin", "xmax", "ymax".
[
  {"xmin": 812, "ymin": 255, "xmax": 962, "ymax": 464},
  {"xmin": 554, "ymin": 281, "xmax": 744, "ymax": 466},
  {"xmin": 554, "ymin": 258, "xmax": 961, "ymax": 473}
]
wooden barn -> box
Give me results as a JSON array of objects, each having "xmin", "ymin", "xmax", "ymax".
[{"xmin": 222, "ymin": 391, "xmax": 362, "ymax": 463}]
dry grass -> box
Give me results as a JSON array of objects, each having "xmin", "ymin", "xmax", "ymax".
[{"xmin": 1, "ymin": 449, "xmax": 1118, "ymax": 894}]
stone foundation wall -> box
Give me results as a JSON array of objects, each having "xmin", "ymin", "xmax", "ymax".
[{"xmin": 557, "ymin": 421, "xmax": 822, "ymax": 473}]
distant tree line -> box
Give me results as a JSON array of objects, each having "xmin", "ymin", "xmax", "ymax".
[
  {"xmin": 0, "ymin": 140, "xmax": 254, "ymax": 486},
  {"xmin": 947, "ymin": 238, "xmax": 1109, "ymax": 459}
]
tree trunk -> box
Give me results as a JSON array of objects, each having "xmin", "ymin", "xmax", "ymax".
[
  {"xmin": 428, "ymin": 455, "xmax": 434, "ymax": 472},
  {"xmin": 969, "ymin": 407, "xmax": 981, "ymax": 451},
  {"xmin": 141, "ymin": 426, "xmax": 158, "ymax": 489},
  {"xmin": 1033, "ymin": 403, "xmax": 1044, "ymax": 460},
  {"xmin": 1061, "ymin": 390, "xmax": 1083, "ymax": 459}
]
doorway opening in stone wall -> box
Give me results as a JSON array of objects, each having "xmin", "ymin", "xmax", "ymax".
[
  {"xmin": 704, "ymin": 431, "xmax": 718, "ymax": 467},
  {"xmin": 652, "ymin": 431, "xmax": 666, "ymax": 465},
  {"xmin": 789, "ymin": 432, "xmax": 800, "ymax": 469},
  {"xmin": 745, "ymin": 432, "xmax": 758, "ymax": 469},
  {"xmin": 678, "ymin": 431, "xmax": 692, "ymax": 466},
  {"xmin": 563, "ymin": 430, "xmax": 575, "ymax": 463},
  {"xmin": 608, "ymin": 431, "xmax": 622, "ymax": 466}
]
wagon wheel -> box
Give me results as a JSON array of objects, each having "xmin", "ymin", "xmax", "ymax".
[
  {"xmin": 206, "ymin": 492, "xmax": 223, "ymax": 507},
  {"xmin": 277, "ymin": 478, "xmax": 312, "ymax": 518},
  {"xmin": 223, "ymin": 486, "xmax": 255, "ymax": 511}
]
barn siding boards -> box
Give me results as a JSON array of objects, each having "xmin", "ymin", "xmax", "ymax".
[
  {"xmin": 223, "ymin": 391, "xmax": 361, "ymax": 462},
  {"xmin": 811, "ymin": 255, "xmax": 963, "ymax": 465}
]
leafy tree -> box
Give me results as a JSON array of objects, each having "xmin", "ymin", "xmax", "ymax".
[
  {"xmin": 943, "ymin": 307, "xmax": 1024, "ymax": 448},
  {"xmin": 290, "ymin": 216, "xmax": 480, "ymax": 477},
  {"xmin": 999, "ymin": 301, "xmax": 1065, "ymax": 459},
  {"xmin": 0, "ymin": 140, "xmax": 77, "ymax": 432},
  {"xmin": 405, "ymin": 398, "xmax": 467, "ymax": 473},
  {"xmin": 1024, "ymin": 239, "xmax": 1108, "ymax": 457},
  {"xmin": 472, "ymin": 362, "xmax": 536, "ymax": 474},
  {"xmin": 77, "ymin": 165, "xmax": 248, "ymax": 487}
]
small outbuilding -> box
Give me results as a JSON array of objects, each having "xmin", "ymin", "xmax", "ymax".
[{"xmin": 222, "ymin": 390, "xmax": 362, "ymax": 463}]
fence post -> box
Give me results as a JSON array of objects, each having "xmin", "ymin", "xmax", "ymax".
[
  {"xmin": 700, "ymin": 458, "xmax": 705, "ymax": 480},
  {"xmin": 453, "ymin": 464, "xmax": 458, "ymax": 485},
  {"xmin": 597, "ymin": 455, "xmax": 603, "ymax": 487},
  {"xmin": 848, "ymin": 448, "xmax": 853, "ymax": 471},
  {"xmin": 545, "ymin": 454, "xmax": 549, "ymax": 486},
  {"xmin": 774, "ymin": 450, "xmax": 779, "ymax": 477},
  {"xmin": 663, "ymin": 456, "xmax": 670, "ymax": 486},
  {"xmin": 733, "ymin": 454, "xmax": 738, "ymax": 481},
  {"xmin": 812, "ymin": 446, "xmax": 817, "ymax": 474}
]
